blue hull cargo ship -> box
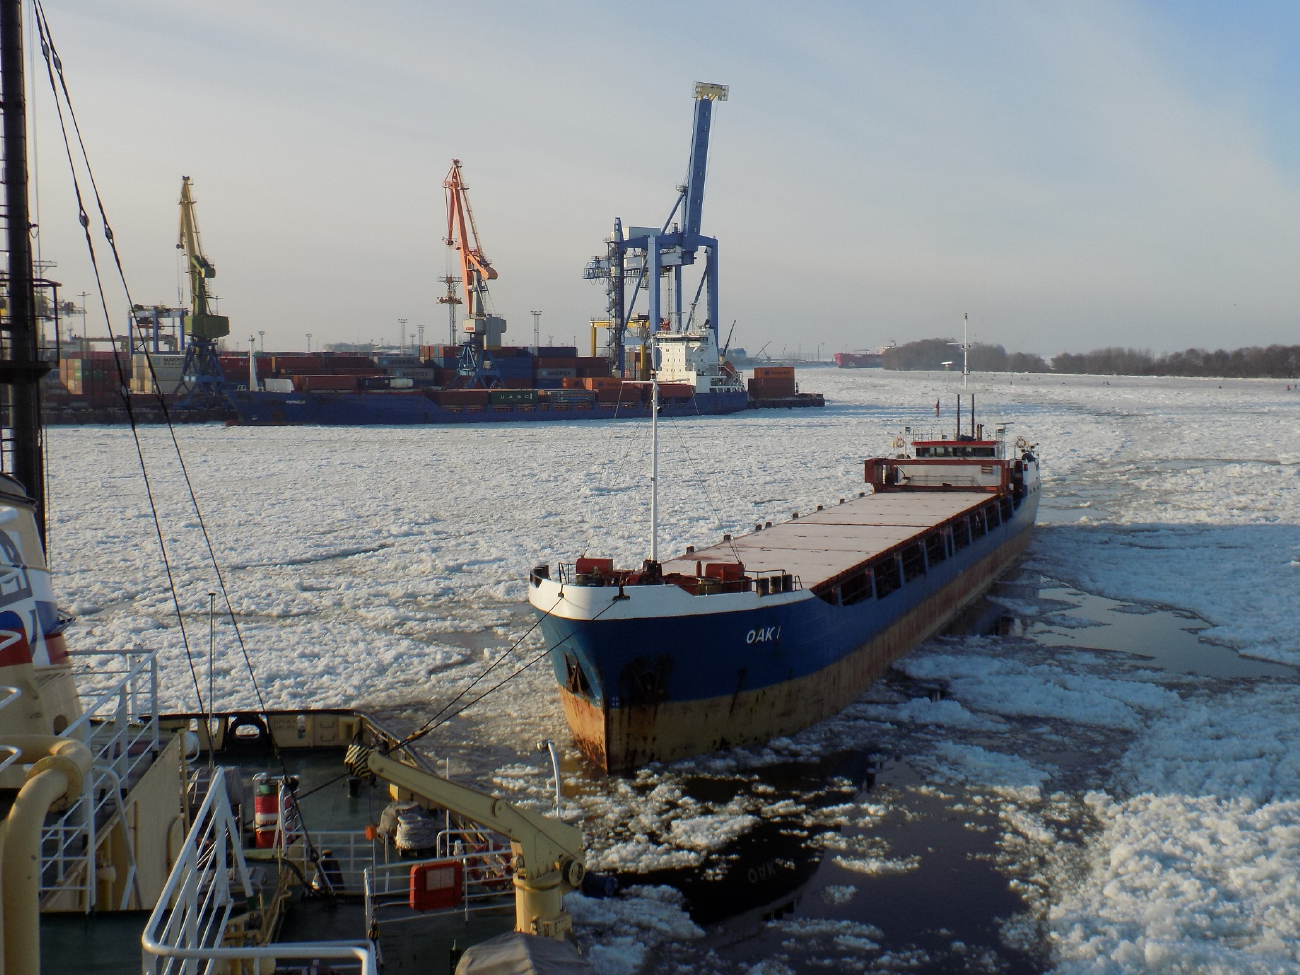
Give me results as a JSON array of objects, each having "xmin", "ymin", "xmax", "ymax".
[
  {"xmin": 225, "ymin": 386, "xmax": 748, "ymax": 425},
  {"xmin": 528, "ymin": 404, "xmax": 1040, "ymax": 770}
]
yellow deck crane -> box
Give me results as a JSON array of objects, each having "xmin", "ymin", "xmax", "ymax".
[
  {"xmin": 173, "ymin": 175, "xmax": 230, "ymax": 404},
  {"xmin": 344, "ymin": 742, "xmax": 586, "ymax": 939}
]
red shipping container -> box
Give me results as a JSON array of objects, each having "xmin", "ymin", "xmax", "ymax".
[
  {"xmin": 409, "ymin": 860, "xmax": 463, "ymax": 912},
  {"xmin": 658, "ymin": 383, "xmax": 694, "ymax": 399},
  {"xmin": 753, "ymin": 366, "xmax": 795, "ymax": 378},
  {"xmin": 576, "ymin": 557, "xmax": 614, "ymax": 575}
]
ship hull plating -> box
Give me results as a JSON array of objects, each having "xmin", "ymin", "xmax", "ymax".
[
  {"xmin": 535, "ymin": 490, "xmax": 1037, "ymax": 771},
  {"xmin": 226, "ymin": 389, "xmax": 749, "ymax": 425}
]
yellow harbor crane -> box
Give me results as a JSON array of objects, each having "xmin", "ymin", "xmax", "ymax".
[{"xmin": 174, "ymin": 175, "xmax": 230, "ymax": 402}]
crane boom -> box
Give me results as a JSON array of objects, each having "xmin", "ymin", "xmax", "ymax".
[
  {"xmin": 176, "ymin": 176, "xmax": 229, "ymax": 341},
  {"xmin": 444, "ymin": 159, "xmax": 498, "ymax": 321},
  {"xmin": 344, "ymin": 743, "xmax": 585, "ymax": 940}
]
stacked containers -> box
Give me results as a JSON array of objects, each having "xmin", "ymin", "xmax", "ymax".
[
  {"xmin": 749, "ymin": 366, "xmax": 796, "ymax": 399},
  {"xmin": 130, "ymin": 352, "xmax": 185, "ymax": 395},
  {"xmin": 492, "ymin": 347, "xmax": 535, "ymax": 389},
  {"xmin": 534, "ymin": 346, "xmax": 577, "ymax": 389},
  {"xmin": 61, "ymin": 351, "xmax": 128, "ymax": 401}
]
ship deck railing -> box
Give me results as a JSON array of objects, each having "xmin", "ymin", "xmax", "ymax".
[
  {"xmin": 42, "ymin": 647, "xmax": 161, "ymax": 910},
  {"xmin": 364, "ymin": 830, "xmax": 515, "ymax": 929},
  {"xmin": 142, "ymin": 766, "xmax": 378, "ymax": 974}
]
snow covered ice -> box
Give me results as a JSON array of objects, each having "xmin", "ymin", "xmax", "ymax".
[{"xmin": 45, "ymin": 370, "xmax": 1300, "ymax": 972}]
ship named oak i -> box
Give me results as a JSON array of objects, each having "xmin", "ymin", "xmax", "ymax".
[{"xmin": 528, "ymin": 397, "xmax": 1040, "ymax": 771}]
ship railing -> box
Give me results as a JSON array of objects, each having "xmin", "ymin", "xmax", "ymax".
[
  {"xmin": 273, "ymin": 828, "xmax": 382, "ymax": 894},
  {"xmin": 364, "ymin": 836, "xmax": 515, "ymax": 930},
  {"xmin": 42, "ymin": 647, "xmax": 161, "ymax": 910},
  {"xmin": 142, "ymin": 766, "xmax": 378, "ymax": 975}
]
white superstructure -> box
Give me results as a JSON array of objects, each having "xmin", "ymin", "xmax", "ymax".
[{"xmin": 653, "ymin": 328, "xmax": 746, "ymax": 394}]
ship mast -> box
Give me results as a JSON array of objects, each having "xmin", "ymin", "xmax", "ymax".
[
  {"xmin": 1, "ymin": 0, "xmax": 47, "ymax": 544},
  {"xmin": 650, "ymin": 343, "xmax": 659, "ymax": 563}
]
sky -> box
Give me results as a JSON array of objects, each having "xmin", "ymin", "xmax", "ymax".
[{"xmin": 24, "ymin": 0, "xmax": 1300, "ymax": 357}]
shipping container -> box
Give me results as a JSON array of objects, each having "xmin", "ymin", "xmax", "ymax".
[
  {"xmin": 749, "ymin": 377, "xmax": 797, "ymax": 396},
  {"xmin": 753, "ymin": 366, "xmax": 796, "ymax": 378},
  {"xmin": 536, "ymin": 368, "xmax": 577, "ymax": 379},
  {"xmin": 535, "ymin": 346, "xmax": 578, "ymax": 358},
  {"xmin": 488, "ymin": 389, "xmax": 538, "ymax": 404},
  {"xmin": 539, "ymin": 388, "xmax": 596, "ymax": 402},
  {"xmin": 535, "ymin": 358, "xmax": 577, "ymax": 369},
  {"xmin": 434, "ymin": 389, "xmax": 491, "ymax": 406},
  {"xmin": 292, "ymin": 374, "xmax": 358, "ymax": 392}
]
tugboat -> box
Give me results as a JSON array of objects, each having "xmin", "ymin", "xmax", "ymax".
[{"xmin": 528, "ymin": 395, "xmax": 1040, "ymax": 771}]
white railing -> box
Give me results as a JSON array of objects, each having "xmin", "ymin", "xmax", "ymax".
[
  {"xmin": 364, "ymin": 828, "xmax": 514, "ymax": 932},
  {"xmin": 43, "ymin": 649, "xmax": 161, "ymax": 909},
  {"xmin": 296, "ymin": 829, "xmax": 381, "ymax": 893},
  {"xmin": 142, "ymin": 767, "xmax": 378, "ymax": 975}
]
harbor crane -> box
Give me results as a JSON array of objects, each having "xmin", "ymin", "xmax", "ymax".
[
  {"xmin": 584, "ymin": 82, "xmax": 727, "ymax": 377},
  {"xmin": 175, "ymin": 176, "xmax": 229, "ymax": 403},
  {"xmin": 444, "ymin": 159, "xmax": 504, "ymax": 387}
]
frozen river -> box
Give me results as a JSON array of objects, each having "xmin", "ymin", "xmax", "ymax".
[{"xmin": 47, "ymin": 370, "xmax": 1300, "ymax": 973}]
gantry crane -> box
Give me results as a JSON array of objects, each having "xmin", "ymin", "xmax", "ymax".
[
  {"xmin": 444, "ymin": 160, "xmax": 505, "ymax": 387},
  {"xmin": 584, "ymin": 82, "xmax": 727, "ymax": 377},
  {"xmin": 174, "ymin": 176, "xmax": 229, "ymax": 404}
]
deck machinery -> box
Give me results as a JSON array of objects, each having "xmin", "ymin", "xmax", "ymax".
[{"xmin": 585, "ymin": 82, "xmax": 727, "ymax": 377}]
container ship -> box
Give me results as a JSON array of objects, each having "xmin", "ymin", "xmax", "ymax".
[
  {"xmin": 225, "ymin": 329, "xmax": 749, "ymax": 425},
  {"xmin": 528, "ymin": 400, "xmax": 1040, "ymax": 770}
]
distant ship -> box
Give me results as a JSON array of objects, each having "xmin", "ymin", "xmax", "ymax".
[
  {"xmin": 834, "ymin": 343, "xmax": 894, "ymax": 368},
  {"xmin": 225, "ymin": 330, "xmax": 749, "ymax": 425},
  {"xmin": 529, "ymin": 398, "xmax": 1041, "ymax": 770}
]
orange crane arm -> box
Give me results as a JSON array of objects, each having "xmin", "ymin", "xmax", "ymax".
[{"xmin": 444, "ymin": 160, "xmax": 497, "ymax": 321}]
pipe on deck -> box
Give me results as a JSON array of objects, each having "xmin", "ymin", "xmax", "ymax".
[{"xmin": 0, "ymin": 736, "xmax": 92, "ymax": 975}]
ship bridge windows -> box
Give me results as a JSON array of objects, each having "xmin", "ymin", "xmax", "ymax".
[{"xmin": 914, "ymin": 444, "xmax": 998, "ymax": 459}]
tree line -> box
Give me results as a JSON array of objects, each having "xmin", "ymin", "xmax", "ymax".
[{"xmin": 882, "ymin": 338, "xmax": 1300, "ymax": 378}]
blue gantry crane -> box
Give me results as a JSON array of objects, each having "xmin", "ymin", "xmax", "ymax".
[{"xmin": 585, "ymin": 82, "xmax": 727, "ymax": 377}]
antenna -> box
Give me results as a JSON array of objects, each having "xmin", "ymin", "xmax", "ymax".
[{"xmin": 947, "ymin": 313, "xmax": 970, "ymax": 390}]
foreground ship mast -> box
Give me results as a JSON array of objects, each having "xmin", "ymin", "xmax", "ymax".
[{"xmin": 1, "ymin": 0, "xmax": 47, "ymax": 542}]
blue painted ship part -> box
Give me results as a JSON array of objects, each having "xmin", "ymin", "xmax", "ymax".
[{"xmin": 528, "ymin": 433, "xmax": 1041, "ymax": 771}]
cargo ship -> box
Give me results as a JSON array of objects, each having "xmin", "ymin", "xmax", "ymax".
[
  {"xmin": 528, "ymin": 399, "xmax": 1039, "ymax": 770},
  {"xmin": 225, "ymin": 330, "xmax": 749, "ymax": 425},
  {"xmin": 834, "ymin": 344, "xmax": 894, "ymax": 368}
]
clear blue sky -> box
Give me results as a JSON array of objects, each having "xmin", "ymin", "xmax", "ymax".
[{"xmin": 28, "ymin": 0, "xmax": 1300, "ymax": 356}]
